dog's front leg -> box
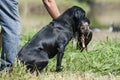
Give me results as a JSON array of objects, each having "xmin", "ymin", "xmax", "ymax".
[
  {"xmin": 56, "ymin": 47, "xmax": 64, "ymax": 72},
  {"xmin": 56, "ymin": 52, "xmax": 64, "ymax": 72}
]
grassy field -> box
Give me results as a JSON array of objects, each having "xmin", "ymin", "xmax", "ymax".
[{"xmin": 1, "ymin": 30, "xmax": 120, "ymax": 80}]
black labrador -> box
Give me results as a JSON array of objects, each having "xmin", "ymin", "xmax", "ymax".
[{"xmin": 18, "ymin": 6, "xmax": 91, "ymax": 72}]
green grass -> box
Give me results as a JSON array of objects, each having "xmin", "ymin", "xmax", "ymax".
[
  {"xmin": 46, "ymin": 37, "xmax": 120, "ymax": 75},
  {"xmin": 5, "ymin": 31, "xmax": 120, "ymax": 79},
  {"xmin": 1, "ymin": 30, "xmax": 120, "ymax": 79}
]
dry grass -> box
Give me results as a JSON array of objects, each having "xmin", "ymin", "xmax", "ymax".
[
  {"xmin": 7, "ymin": 71, "xmax": 120, "ymax": 80},
  {"xmin": 92, "ymin": 29, "xmax": 120, "ymax": 41}
]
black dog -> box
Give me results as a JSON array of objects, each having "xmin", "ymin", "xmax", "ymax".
[{"xmin": 18, "ymin": 6, "xmax": 91, "ymax": 72}]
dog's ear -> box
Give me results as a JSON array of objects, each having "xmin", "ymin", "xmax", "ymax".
[{"xmin": 73, "ymin": 6, "xmax": 86, "ymax": 21}]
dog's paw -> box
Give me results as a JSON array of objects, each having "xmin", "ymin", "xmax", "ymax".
[{"xmin": 56, "ymin": 67, "xmax": 62, "ymax": 72}]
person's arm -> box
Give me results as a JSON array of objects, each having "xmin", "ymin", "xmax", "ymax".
[{"xmin": 42, "ymin": 0, "xmax": 60, "ymax": 19}]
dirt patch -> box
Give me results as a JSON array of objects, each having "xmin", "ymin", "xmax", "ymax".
[{"xmin": 92, "ymin": 29, "xmax": 120, "ymax": 41}]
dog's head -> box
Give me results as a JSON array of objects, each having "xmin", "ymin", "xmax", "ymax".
[
  {"xmin": 77, "ymin": 17, "xmax": 92, "ymax": 52},
  {"xmin": 72, "ymin": 6, "xmax": 86, "ymax": 21},
  {"xmin": 78, "ymin": 17, "xmax": 90, "ymax": 33},
  {"xmin": 67, "ymin": 6, "xmax": 92, "ymax": 51},
  {"xmin": 70, "ymin": 6, "xmax": 86, "ymax": 33},
  {"xmin": 57, "ymin": 6, "xmax": 86, "ymax": 33}
]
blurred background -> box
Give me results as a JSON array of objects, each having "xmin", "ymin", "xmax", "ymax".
[{"xmin": 19, "ymin": 0, "xmax": 120, "ymax": 40}]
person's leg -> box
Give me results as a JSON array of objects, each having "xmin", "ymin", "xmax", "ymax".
[{"xmin": 0, "ymin": 0, "xmax": 21, "ymax": 71}]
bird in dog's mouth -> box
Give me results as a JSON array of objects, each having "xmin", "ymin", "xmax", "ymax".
[{"xmin": 78, "ymin": 19, "xmax": 92, "ymax": 52}]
